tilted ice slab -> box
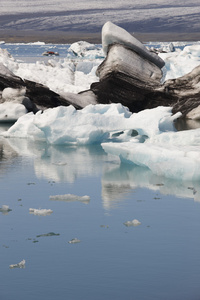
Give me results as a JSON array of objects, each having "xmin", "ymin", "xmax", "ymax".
[{"xmin": 102, "ymin": 21, "xmax": 165, "ymax": 68}]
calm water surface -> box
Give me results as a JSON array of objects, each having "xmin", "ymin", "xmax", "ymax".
[{"xmin": 1, "ymin": 124, "xmax": 200, "ymax": 300}]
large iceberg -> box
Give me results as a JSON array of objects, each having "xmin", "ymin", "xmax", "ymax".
[
  {"xmin": 2, "ymin": 103, "xmax": 200, "ymax": 181},
  {"xmin": 1, "ymin": 22, "xmax": 200, "ymax": 118},
  {"xmin": 0, "ymin": 22, "xmax": 200, "ymax": 182},
  {"xmin": 2, "ymin": 104, "xmax": 180, "ymax": 143}
]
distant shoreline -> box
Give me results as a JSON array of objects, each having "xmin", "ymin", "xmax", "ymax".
[{"xmin": 1, "ymin": 30, "xmax": 200, "ymax": 44}]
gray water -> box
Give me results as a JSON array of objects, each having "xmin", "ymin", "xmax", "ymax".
[{"xmin": 1, "ymin": 129, "xmax": 200, "ymax": 300}]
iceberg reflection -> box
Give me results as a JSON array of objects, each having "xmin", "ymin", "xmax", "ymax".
[
  {"xmin": 102, "ymin": 163, "xmax": 200, "ymax": 209},
  {"xmin": 2, "ymin": 137, "xmax": 200, "ymax": 210}
]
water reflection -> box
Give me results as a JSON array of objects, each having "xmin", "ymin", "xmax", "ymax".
[
  {"xmin": 2, "ymin": 136, "xmax": 200, "ymax": 210},
  {"xmin": 102, "ymin": 163, "xmax": 200, "ymax": 209}
]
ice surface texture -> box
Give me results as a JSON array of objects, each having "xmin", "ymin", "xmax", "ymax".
[{"xmin": 3, "ymin": 104, "xmax": 200, "ymax": 180}]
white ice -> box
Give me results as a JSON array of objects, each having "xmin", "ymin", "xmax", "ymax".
[
  {"xmin": 0, "ymin": 97, "xmax": 27, "ymax": 122},
  {"xmin": 68, "ymin": 41, "xmax": 103, "ymax": 58},
  {"xmin": 159, "ymin": 44, "xmax": 200, "ymax": 81},
  {"xmin": 3, "ymin": 104, "xmax": 200, "ymax": 181},
  {"xmin": 2, "ymin": 103, "xmax": 133, "ymax": 144},
  {"xmin": 68, "ymin": 238, "xmax": 81, "ymax": 244},
  {"xmin": 9, "ymin": 259, "xmax": 25, "ymax": 269},
  {"xmin": 124, "ymin": 219, "xmax": 141, "ymax": 227},
  {"xmin": 0, "ymin": 47, "xmax": 103, "ymax": 100},
  {"xmin": 29, "ymin": 208, "xmax": 53, "ymax": 216},
  {"xmin": 0, "ymin": 205, "xmax": 12, "ymax": 212}
]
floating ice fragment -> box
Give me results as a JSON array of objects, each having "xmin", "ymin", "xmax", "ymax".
[
  {"xmin": 36, "ymin": 232, "xmax": 60, "ymax": 238},
  {"xmin": 29, "ymin": 208, "xmax": 53, "ymax": 216},
  {"xmin": 124, "ymin": 219, "xmax": 141, "ymax": 227},
  {"xmin": 49, "ymin": 194, "xmax": 90, "ymax": 204},
  {"xmin": 9, "ymin": 259, "xmax": 25, "ymax": 269},
  {"xmin": 68, "ymin": 238, "xmax": 81, "ymax": 244},
  {"xmin": 0, "ymin": 205, "xmax": 12, "ymax": 213}
]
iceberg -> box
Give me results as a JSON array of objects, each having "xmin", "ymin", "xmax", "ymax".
[
  {"xmin": 1, "ymin": 104, "xmax": 180, "ymax": 142},
  {"xmin": 102, "ymin": 21, "xmax": 164, "ymax": 68},
  {"xmin": 3, "ymin": 103, "xmax": 200, "ymax": 181},
  {"xmin": 68, "ymin": 41, "xmax": 103, "ymax": 58},
  {"xmin": 2, "ymin": 103, "xmax": 133, "ymax": 144},
  {"xmin": 102, "ymin": 140, "xmax": 200, "ymax": 181},
  {"xmin": 1, "ymin": 22, "xmax": 200, "ymax": 118},
  {"xmin": 0, "ymin": 22, "xmax": 200, "ymax": 182}
]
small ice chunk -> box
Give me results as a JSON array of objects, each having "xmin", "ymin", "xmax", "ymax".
[
  {"xmin": 49, "ymin": 194, "xmax": 90, "ymax": 204},
  {"xmin": 36, "ymin": 232, "xmax": 60, "ymax": 238},
  {"xmin": 9, "ymin": 259, "xmax": 25, "ymax": 269},
  {"xmin": 0, "ymin": 205, "xmax": 11, "ymax": 211},
  {"xmin": 29, "ymin": 208, "xmax": 53, "ymax": 216},
  {"xmin": 68, "ymin": 238, "xmax": 81, "ymax": 244},
  {"xmin": 124, "ymin": 219, "xmax": 141, "ymax": 227},
  {"xmin": 0, "ymin": 205, "xmax": 12, "ymax": 214}
]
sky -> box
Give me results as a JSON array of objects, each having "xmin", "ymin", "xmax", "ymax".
[{"xmin": 0, "ymin": 0, "xmax": 200, "ymax": 42}]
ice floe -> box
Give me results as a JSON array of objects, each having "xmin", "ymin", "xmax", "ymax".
[
  {"xmin": 29, "ymin": 208, "xmax": 53, "ymax": 216},
  {"xmin": 36, "ymin": 232, "xmax": 60, "ymax": 238},
  {"xmin": 9, "ymin": 259, "xmax": 25, "ymax": 269},
  {"xmin": 124, "ymin": 219, "xmax": 141, "ymax": 227},
  {"xmin": 68, "ymin": 238, "xmax": 81, "ymax": 244},
  {"xmin": 0, "ymin": 205, "xmax": 12, "ymax": 214}
]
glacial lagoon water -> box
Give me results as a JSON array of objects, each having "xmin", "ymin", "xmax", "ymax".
[{"xmin": 1, "ymin": 122, "xmax": 200, "ymax": 300}]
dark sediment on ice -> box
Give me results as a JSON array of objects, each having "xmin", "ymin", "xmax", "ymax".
[{"xmin": 1, "ymin": 22, "xmax": 200, "ymax": 119}]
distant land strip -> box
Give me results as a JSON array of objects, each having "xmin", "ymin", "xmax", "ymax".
[{"xmin": 0, "ymin": 30, "xmax": 200, "ymax": 44}]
